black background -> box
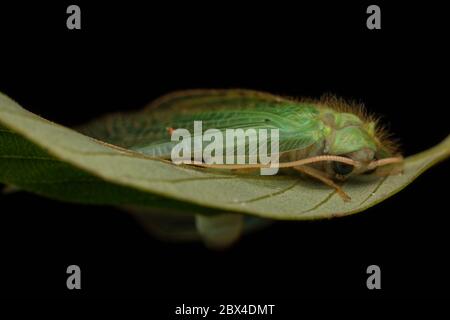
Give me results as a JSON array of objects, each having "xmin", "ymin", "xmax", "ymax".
[{"xmin": 0, "ymin": 0, "xmax": 449, "ymax": 306}]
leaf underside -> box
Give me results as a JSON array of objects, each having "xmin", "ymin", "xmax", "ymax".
[{"xmin": 1, "ymin": 91, "xmax": 449, "ymax": 220}]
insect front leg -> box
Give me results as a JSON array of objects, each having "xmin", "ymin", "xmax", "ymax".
[{"xmin": 292, "ymin": 165, "xmax": 351, "ymax": 202}]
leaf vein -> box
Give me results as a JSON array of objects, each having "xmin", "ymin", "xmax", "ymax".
[
  {"xmin": 0, "ymin": 155, "xmax": 61, "ymax": 162},
  {"xmin": 300, "ymin": 190, "xmax": 337, "ymax": 215},
  {"xmin": 358, "ymin": 176, "xmax": 389, "ymax": 207},
  {"xmin": 234, "ymin": 180, "xmax": 300, "ymax": 204}
]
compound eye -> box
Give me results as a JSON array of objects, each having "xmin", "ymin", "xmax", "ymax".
[{"xmin": 333, "ymin": 161, "xmax": 354, "ymax": 176}]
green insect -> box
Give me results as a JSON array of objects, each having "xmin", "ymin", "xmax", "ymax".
[{"xmin": 81, "ymin": 89, "xmax": 403, "ymax": 201}]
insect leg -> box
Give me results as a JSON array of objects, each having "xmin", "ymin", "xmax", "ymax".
[{"xmin": 292, "ymin": 165, "xmax": 351, "ymax": 202}]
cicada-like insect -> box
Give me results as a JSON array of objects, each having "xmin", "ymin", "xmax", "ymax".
[{"xmin": 81, "ymin": 89, "xmax": 403, "ymax": 201}]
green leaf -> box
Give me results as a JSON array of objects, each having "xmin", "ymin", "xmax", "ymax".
[{"xmin": 1, "ymin": 91, "xmax": 449, "ymax": 222}]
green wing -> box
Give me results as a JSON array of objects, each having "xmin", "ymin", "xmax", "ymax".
[{"xmin": 78, "ymin": 89, "xmax": 327, "ymax": 159}]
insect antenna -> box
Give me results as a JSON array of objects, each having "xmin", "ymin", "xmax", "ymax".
[
  {"xmin": 189, "ymin": 155, "xmax": 361, "ymax": 169},
  {"xmin": 367, "ymin": 156, "xmax": 404, "ymax": 170}
]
